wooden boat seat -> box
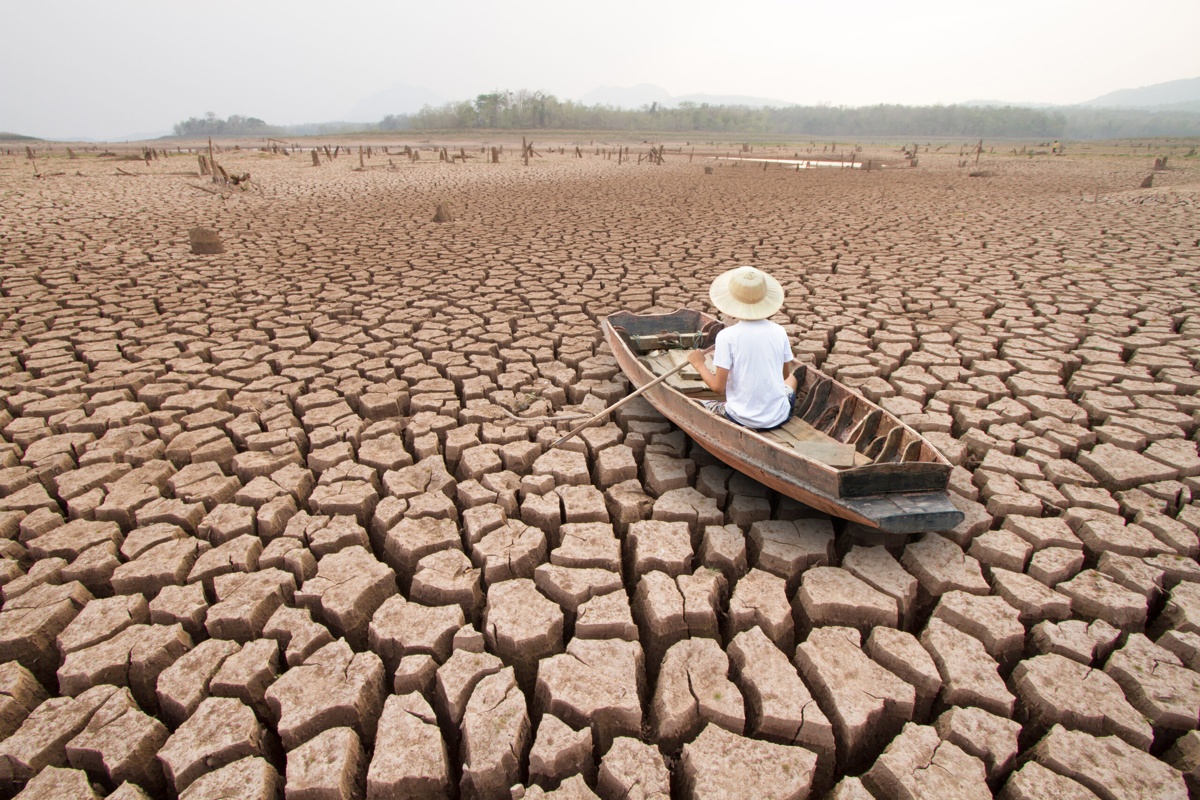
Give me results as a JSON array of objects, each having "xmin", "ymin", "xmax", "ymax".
[
  {"xmin": 641, "ymin": 349, "xmax": 869, "ymax": 468},
  {"xmin": 771, "ymin": 419, "xmax": 870, "ymax": 468},
  {"xmin": 639, "ymin": 351, "xmax": 710, "ymax": 394}
]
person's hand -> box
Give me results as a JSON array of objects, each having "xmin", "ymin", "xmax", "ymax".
[{"xmin": 687, "ymin": 349, "xmax": 706, "ymax": 367}]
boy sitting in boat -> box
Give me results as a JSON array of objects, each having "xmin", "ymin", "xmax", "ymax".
[{"xmin": 687, "ymin": 266, "xmax": 799, "ymax": 430}]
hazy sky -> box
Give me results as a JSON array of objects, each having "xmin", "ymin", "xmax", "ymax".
[{"xmin": 3, "ymin": 0, "xmax": 1197, "ymax": 140}]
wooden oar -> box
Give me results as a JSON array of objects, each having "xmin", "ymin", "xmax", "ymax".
[{"xmin": 551, "ymin": 359, "xmax": 692, "ymax": 450}]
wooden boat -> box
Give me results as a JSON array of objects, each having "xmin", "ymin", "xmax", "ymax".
[{"xmin": 603, "ymin": 309, "xmax": 964, "ymax": 534}]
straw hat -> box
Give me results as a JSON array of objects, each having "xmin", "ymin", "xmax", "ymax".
[{"xmin": 709, "ymin": 266, "xmax": 784, "ymax": 320}]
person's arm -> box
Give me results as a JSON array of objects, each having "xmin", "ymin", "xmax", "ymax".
[
  {"xmin": 780, "ymin": 330, "xmax": 798, "ymax": 389},
  {"xmin": 687, "ymin": 347, "xmax": 728, "ymax": 394},
  {"xmin": 783, "ymin": 360, "xmax": 801, "ymax": 391}
]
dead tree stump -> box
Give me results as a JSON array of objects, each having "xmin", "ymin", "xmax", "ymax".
[
  {"xmin": 189, "ymin": 228, "xmax": 225, "ymax": 255},
  {"xmin": 1141, "ymin": 174, "xmax": 1154, "ymax": 188},
  {"xmin": 433, "ymin": 201, "xmax": 455, "ymax": 223},
  {"xmin": 207, "ymin": 137, "xmax": 218, "ymax": 184},
  {"xmin": 312, "ymin": 150, "xmax": 321, "ymax": 167}
]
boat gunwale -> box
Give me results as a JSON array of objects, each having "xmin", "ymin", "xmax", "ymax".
[
  {"xmin": 606, "ymin": 312, "xmax": 964, "ymax": 531},
  {"xmin": 604, "ymin": 309, "xmax": 954, "ymax": 498}
]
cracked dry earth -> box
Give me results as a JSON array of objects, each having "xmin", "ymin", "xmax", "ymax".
[{"xmin": 0, "ymin": 140, "xmax": 1198, "ymax": 800}]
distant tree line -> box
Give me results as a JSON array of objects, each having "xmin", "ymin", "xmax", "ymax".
[
  {"xmin": 172, "ymin": 112, "xmax": 280, "ymax": 137},
  {"xmin": 171, "ymin": 93, "xmax": 1200, "ymax": 140},
  {"xmin": 388, "ymin": 90, "xmax": 1200, "ymax": 139},
  {"xmin": 1056, "ymin": 107, "xmax": 1200, "ymax": 139}
]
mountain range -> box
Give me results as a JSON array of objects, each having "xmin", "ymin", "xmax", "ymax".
[{"xmin": 1080, "ymin": 76, "xmax": 1200, "ymax": 112}]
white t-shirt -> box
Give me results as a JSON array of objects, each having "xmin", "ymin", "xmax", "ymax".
[{"xmin": 711, "ymin": 320, "xmax": 794, "ymax": 429}]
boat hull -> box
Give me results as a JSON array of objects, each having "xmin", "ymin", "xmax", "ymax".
[{"xmin": 603, "ymin": 311, "xmax": 964, "ymax": 534}]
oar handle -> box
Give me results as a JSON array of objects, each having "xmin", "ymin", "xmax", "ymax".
[{"xmin": 550, "ymin": 358, "xmax": 692, "ymax": 450}]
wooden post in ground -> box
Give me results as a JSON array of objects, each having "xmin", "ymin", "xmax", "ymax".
[
  {"xmin": 208, "ymin": 138, "xmax": 217, "ymax": 184},
  {"xmin": 522, "ymin": 137, "xmax": 528, "ymax": 166},
  {"xmin": 311, "ymin": 149, "xmax": 320, "ymax": 167},
  {"xmin": 976, "ymin": 139, "xmax": 983, "ymax": 164}
]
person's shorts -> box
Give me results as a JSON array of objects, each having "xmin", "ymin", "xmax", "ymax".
[{"xmin": 702, "ymin": 389, "xmax": 796, "ymax": 431}]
